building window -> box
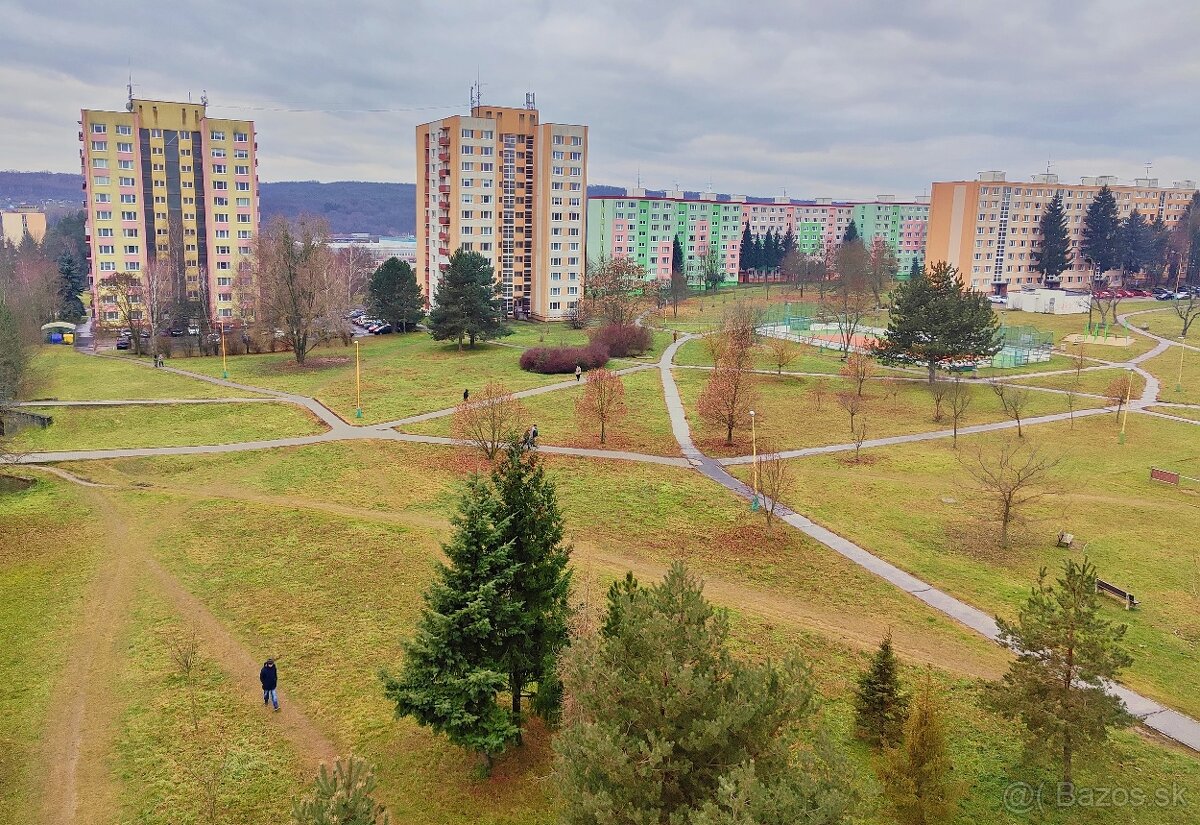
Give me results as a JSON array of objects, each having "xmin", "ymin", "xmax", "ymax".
[
  {"xmin": 91, "ymin": 123, "xmax": 106, "ymax": 134},
  {"xmin": 212, "ymin": 164, "xmax": 227, "ymax": 174},
  {"xmin": 234, "ymin": 131, "xmax": 248, "ymax": 142},
  {"xmin": 120, "ymin": 194, "xmax": 136, "ymax": 204},
  {"xmin": 212, "ymin": 148, "xmax": 227, "ymax": 158},
  {"xmin": 235, "ymin": 165, "xmax": 249, "ymax": 175},
  {"xmin": 211, "ymin": 130, "xmax": 226, "ymax": 141},
  {"xmin": 98, "ymin": 244, "xmax": 115, "ymax": 254},
  {"xmin": 121, "ymin": 211, "xmax": 137, "ymax": 221},
  {"xmin": 95, "ymin": 210, "xmax": 112, "ymax": 221},
  {"xmin": 118, "ymin": 159, "xmax": 134, "ymax": 170},
  {"xmin": 92, "ymin": 158, "xmax": 108, "ymax": 169}
]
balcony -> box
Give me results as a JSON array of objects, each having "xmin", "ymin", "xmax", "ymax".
[
  {"xmin": 438, "ymin": 232, "xmax": 449, "ymax": 242},
  {"xmin": 437, "ymin": 152, "xmax": 449, "ymax": 163},
  {"xmin": 438, "ymin": 246, "xmax": 450, "ymax": 256},
  {"xmin": 439, "ymin": 216, "xmax": 450, "ymax": 226},
  {"xmin": 438, "ymin": 135, "xmax": 450, "ymax": 147},
  {"xmin": 438, "ymin": 167, "xmax": 449, "ymax": 178},
  {"xmin": 438, "ymin": 184, "xmax": 450, "ymax": 194}
]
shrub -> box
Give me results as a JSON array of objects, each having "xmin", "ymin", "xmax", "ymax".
[
  {"xmin": 520, "ymin": 342, "xmax": 608, "ymax": 374},
  {"xmin": 589, "ymin": 324, "xmax": 651, "ymax": 358}
]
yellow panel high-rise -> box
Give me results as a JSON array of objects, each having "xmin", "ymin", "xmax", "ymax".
[{"xmin": 80, "ymin": 97, "xmax": 260, "ymax": 330}]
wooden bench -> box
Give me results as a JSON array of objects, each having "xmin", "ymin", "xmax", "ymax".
[
  {"xmin": 1056, "ymin": 530, "xmax": 1074, "ymax": 549},
  {"xmin": 1095, "ymin": 578, "xmax": 1139, "ymax": 610}
]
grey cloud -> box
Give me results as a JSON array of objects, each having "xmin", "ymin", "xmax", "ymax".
[{"xmin": 1, "ymin": 0, "xmax": 1198, "ymax": 197}]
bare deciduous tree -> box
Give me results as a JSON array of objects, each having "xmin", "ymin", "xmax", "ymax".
[
  {"xmin": 836, "ymin": 391, "xmax": 866, "ymax": 434},
  {"xmin": 585, "ymin": 256, "xmax": 646, "ymax": 327},
  {"xmin": 840, "ymin": 351, "xmax": 876, "ymax": 397},
  {"xmin": 829, "ymin": 240, "xmax": 873, "ymax": 356},
  {"xmin": 928, "ymin": 379, "xmax": 950, "ymax": 422},
  {"xmin": 698, "ymin": 347, "xmax": 758, "ymax": 446},
  {"xmin": 167, "ymin": 626, "xmax": 201, "ymax": 731},
  {"xmin": 574, "ymin": 368, "xmax": 627, "ymax": 445},
  {"xmin": 141, "ymin": 253, "xmax": 176, "ymax": 358},
  {"xmin": 810, "ymin": 377, "xmax": 830, "ymax": 411},
  {"xmin": 253, "ymin": 216, "xmax": 342, "ymax": 365},
  {"xmin": 721, "ymin": 301, "xmax": 764, "ymax": 352},
  {"xmin": 755, "ymin": 443, "xmax": 791, "ymax": 529},
  {"xmin": 763, "ymin": 335, "xmax": 799, "ymax": 375},
  {"xmin": 990, "ymin": 381, "xmax": 1032, "ymax": 438},
  {"xmin": 102, "ymin": 272, "xmax": 146, "ymax": 355},
  {"xmin": 963, "ymin": 439, "xmax": 1059, "ymax": 549},
  {"xmin": 1170, "ymin": 292, "xmax": 1200, "ymax": 337},
  {"xmin": 852, "ymin": 421, "xmax": 869, "ymax": 463},
  {"xmin": 866, "ymin": 236, "xmax": 898, "ymax": 307},
  {"xmin": 452, "ymin": 381, "xmax": 529, "ymax": 461},
  {"xmin": 1105, "ymin": 372, "xmax": 1136, "ymax": 416},
  {"xmin": 947, "ymin": 379, "xmax": 973, "ymax": 446}
]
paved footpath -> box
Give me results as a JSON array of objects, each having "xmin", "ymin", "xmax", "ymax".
[{"xmin": 657, "ymin": 333, "xmax": 1200, "ymax": 752}]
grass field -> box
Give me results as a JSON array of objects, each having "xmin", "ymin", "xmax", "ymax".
[
  {"xmin": 0, "ymin": 477, "xmax": 102, "ymax": 820},
  {"xmin": 672, "ymin": 368, "xmax": 1105, "ymax": 456},
  {"xmin": 1141, "ymin": 344, "xmax": 1200, "ymax": 404},
  {"xmin": 1126, "ymin": 307, "xmax": 1198, "ymax": 342},
  {"xmin": 399, "ymin": 367, "xmax": 680, "ymax": 455},
  {"xmin": 13, "ymin": 446, "xmax": 1196, "ymax": 823},
  {"xmin": 11, "ymin": 402, "xmax": 326, "ymax": 452},
  {"xmin": 730, "ymin": 413, "xmax": 1200, "ymax": 719},
  {"xmin": 1151, "ymin": 404, "xmax": 1200, "ymax": 421},
  {"xmin": 1011, "ymin": 367, "xmax": 1147, "ymax": 398},
  {"xmin": 22, "ymin": 347, "xmax": 253, "ymax": 401}
]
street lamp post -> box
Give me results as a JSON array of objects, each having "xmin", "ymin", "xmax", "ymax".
[
  {"xmin": 749, "ymin": 409, "xmax": 759, "ymax": 510},
  {"xmin": 355, "ymin": 339, "xmax": 363, "ymax": 419},
  {"xmin": 219, "ymin": 321, "xmax": 228, "ymax": 380},
  {"xmin": 1179, "ymin": 335, "xmax": 1186, "ymax": 394},
  {"xmin": 1118, "ymin": 367, "xmax": 1133, "ymax": 444}
]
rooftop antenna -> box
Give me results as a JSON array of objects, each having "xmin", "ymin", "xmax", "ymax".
[
  {"xmin": 636, "ymin": 167, "xmax": 641, "ymax": 189},
  {"xmin": 1144, "ymin": 160, "xmax": 1154, "ymax": 178},
  {"xmin": 525, "ymin": 91, "xmax": 535, "ymax": 110},
  {"xmin": 201, "ymin": 89, "xmax": 208, "ymax": 107},
  {"xmin": 126, "ymin": 72, "xmax": 134, "ymax": 111},
  {"xmin": 1045, "ymin": 157, "xmax": 1053, "ymax": 175}
]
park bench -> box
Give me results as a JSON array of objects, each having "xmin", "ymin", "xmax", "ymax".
[{"xmin": 1095, "ymin": 578, "xmax": 1139, "ymax": 610}]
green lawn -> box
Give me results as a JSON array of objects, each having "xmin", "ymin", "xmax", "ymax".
[
  {"xmin": 1125, "ymin": 306, "xmax": 1198, "ymax": 342},
  {"xmin": 400, "ymin": 367, "xmax": 680, "ymax": 456},
  {"xmin": 1149, "ymin": 405, "xmax": 1200, "ymax": 421},
  {"xmin": 672, "ymin": 368, "xmax": 1105, "ymax": 456},
  {"xmin": 33, "ymin": 446, "xmax": 1200, "ymax": 823},
  {"xmin": 22, "ymin": 347, "xmax": 253, "ymax": 401},
  {"xmin": 0, "ymin": 477, "xmax": 102, "ymax": 820},
  {"xmin": 11, "ymin": 402, "xmax": 326, "ymax": 452},
  {"xmin": 731, "ymin": 413, "xmax": 1200, "ymax": 719},
  {"xmin": 1141, "ymin": 344, "xmax": 1200, "ymax": 404},
  {"xmin": 1011, "ymin": 367, "xmax": 1146, "ymax": 399},
  {"xmin": 994, "ymin": 306, "xmax": 1157, "ymax": 359},
  {"xmin": 672, "ymin": 336, "xmax": 889, "ymax": 375}
]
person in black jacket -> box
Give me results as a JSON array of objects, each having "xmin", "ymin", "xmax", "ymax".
[{"xmin": 260, "ymin": 659, "xmax": 279, "ymax": 711}]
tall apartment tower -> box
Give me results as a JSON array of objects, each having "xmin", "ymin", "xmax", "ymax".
[
  {"xmin": 927, "ymin": 171, "xmax": 1198, "ymax": 295},
  {"xmin": 80, "ymin": 97, "xmax": 260, "ymax": 327},
  {"xmin": 416, "ymin": 100, "xmax": 587, "ymax": 320}
]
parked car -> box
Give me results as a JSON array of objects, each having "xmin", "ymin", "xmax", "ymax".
[
  {"xmin": 169, "ymin": 327, "xmax": 184, "ymax": 337},
  {"xmin": 1174, "ymin": 290, "xmax": 1191, "ymax": 300},
  {"xmin": 372, "ymin": 323, "xmax": 393, "ymax": 335},
  {"xmin": 988, "ymin": 295, "xmax": 1007, "ymax": 305},
  {"xmin": 115, "ymin": 337, "xmax": 131, "ymax": 350}
]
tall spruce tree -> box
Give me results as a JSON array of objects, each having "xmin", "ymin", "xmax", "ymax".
[
  {"xmin": 555, "ymin": 564, "xmax": 857, "ymax": 824},
  {"xmin": 843, "ymin": 220, "xmax": 860, "ymax": 244},
  {"xmin": 879, "ymin": 673, "xmax": 963, "ymax": 825},
  {"xmin": 986, "ymin": 558, "xmax": 1133, "ymax": 787},
  {"xmin": 1118, "ymin": 209, "xmax": 1151, "ymax": 278},
  {"xmin": 781, "ymin": 225, "xmax": 797, "ymax": 259},
  {"xmin": 739, "ymin": 222, "xmax": 755, "ymax": 274},
  {"xmin": 872, "ymin": 261, "xmax": 1000, "ymax": 381},
  {"xmin": 55, "ymin": 251, "xmax": 86, "ymax": 322},
  {"xmin": 490, "ymin": 441, "xmax": 572, "ymax": 733},
  {"xmin": 1081, "ymin": 185, "xmax": 1120, "ymax": 278},
  {"xmin": 909, "ymin": 258, "xmax": 923, "ymax": 281},
  {"xmin": 428, "ymin": 249, "xmax": 509, "ymax": 350},
  {"xmin": 368, "ymin": 256, "xmax": 426, "ymax": 333},
  {"xmin": 1032, "ymin": 194, "xmax": 1072, "ymax": 286},
  {"xmin": 671, "ymin": 237, "xmax": 684, "ymax": 281},
  {"xmin": 764, "ymin": 228, "xmax": 779, "ymax": 270},
  {"xmin": 752, "ymin": 234, "xmax": 766, "ymax": 273},
  {"xmin": 380, "ymin": 476, "xmax": 520, "ymax": 771},
  {"xmin": 854, "ymin": 632, "xmax": 909, "ymax": 746}
]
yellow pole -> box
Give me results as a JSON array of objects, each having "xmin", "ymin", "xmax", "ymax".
[
  {"xmin": 355, "ymin": 339, "xmax": 363, "ymax": 419},
  {"xmin": 750, "ymin": 410, "xmax": 758, "ymax": 504},
  {"xmin": 220, "ymin": 322, "xmax": 228, "ymax": 379},
  {"xmin": 1119, "ymin": 368, "xmax": 1133, "ymax": 444},
  {"xmin": 1178, "ymin": 336, "xmax": 1186, "ymax": 393}
]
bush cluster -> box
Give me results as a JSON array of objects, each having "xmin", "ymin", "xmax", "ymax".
[
  {"xmin": 520, "ymin": 342, "xmax": 609, "ymax": 374},
  {"xmin": 589, "ymin": 324, "xmax": 652, "ymax": 358}
]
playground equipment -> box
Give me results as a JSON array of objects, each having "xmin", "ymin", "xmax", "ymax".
[{"xmin": 989, "ymin": 325, "xmax": 1054, "ymax": 368}]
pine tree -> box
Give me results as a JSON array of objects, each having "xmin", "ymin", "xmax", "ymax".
[
  {"xmin": 490, "ymin": 442, "xmax": 572, "ymax": 733},
  {"xmin": 292, "ymin": 756, "xmax": 391, "ymax": 825},
  {"xmin": 1118, "ymin": 209, "xmax": 1150, "ymax": 278},
  {"xmin": 854, "ymin": 632, "xmax": 909, "ymax": 746},
  {"xmin": 986, "ymin": 557, "xmax": 1133, "ymax": 787},
  {"xmin": 672, "ymin": 237, "xmax": 684, "ymax": 280},
  {"xmin": 555, "ymin": 563, "xmax": 857, "ymax": 823},
  {"xmin": 879, "ymin": 673, "xmax": 963, "ymax": 825},
  {"xmin": 781, "ymin": 225, "xmax": 797, "ymax": 259},
  {"xmin": 368, "ymin": 257, "xmax": 426, "ymax": 333},
  {"xmin": 1033, "ymin": 194, "xmax": 1072, "ymax": 286},
  {"xmin": 428, "ymin": 249, "xmax": 509, "ymax": 350},
  {"xmin": 764, "ymin": 229, "xmax": 779, "ymax": 270},
  {"xmin": 752, "ymin": 234, "xmax": 765, "ymax": 273},
  {"xmin": 1081, "ymin": 185, "xmax": 1120, "ymax": 278},
  {"xmin": 380, "ymin": 476, "xmax": 520, "ymax": 770},
  {"xmin": 55, "ymin": 250, "xmax": 86, "ymax": 322},
  {"xmin": 843, "ymin": 220, "xmax": 860, "ymax": 244},
  {"xmin": 739, "ymin": 222, "xmax": 754, "ymax": 274},
  {"xmin": 873, "ymin": 261, "xmax": 1001, "ymax": 381}
]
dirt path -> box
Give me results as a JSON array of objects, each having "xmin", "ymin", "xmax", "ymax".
[
  {"xmin": 36, "ymin": 489, "xmax": 134, "ymax": 825},
  {"xmin": 34, "ymin": 483, "xmax": 339, "ymax": 824}
]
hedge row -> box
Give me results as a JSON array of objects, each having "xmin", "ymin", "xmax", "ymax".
[{"xmin": 519, "ymin": 342, "xmax": 609, "ymax": 374}]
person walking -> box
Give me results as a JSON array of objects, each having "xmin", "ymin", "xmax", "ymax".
[
  {"xmin": 529, "ymin": 423, "xmax": 539, "ymax": 446},
  {"xmin": 574, "ymin": 365, "xmax": 582, "ymax": 382},
  {"xmin": 260, "ymin": 658, "xmax": 279, "ymax": 711},
  {"xmin": 463, "ymin": 388, "xmax": 470, "ymax": 402}
]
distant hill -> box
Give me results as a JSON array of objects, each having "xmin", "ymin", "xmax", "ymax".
[{"xmin": 0, "ymin": 171, "xmax": 640, "ymax": 235}]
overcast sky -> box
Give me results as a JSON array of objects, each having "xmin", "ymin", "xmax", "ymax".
[{"xmin": 2, "ymin": 0, "xmax": 1198, "ymax": 199}]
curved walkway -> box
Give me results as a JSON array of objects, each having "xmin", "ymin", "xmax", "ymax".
[{"xmin": 656, "ymin": 333, "xmax": 1200, "ymax": 752}]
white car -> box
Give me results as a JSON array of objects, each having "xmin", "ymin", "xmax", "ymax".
[{"xmin": 988, "ymin": 295, "xmax": 1007, "ymax": 305}]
